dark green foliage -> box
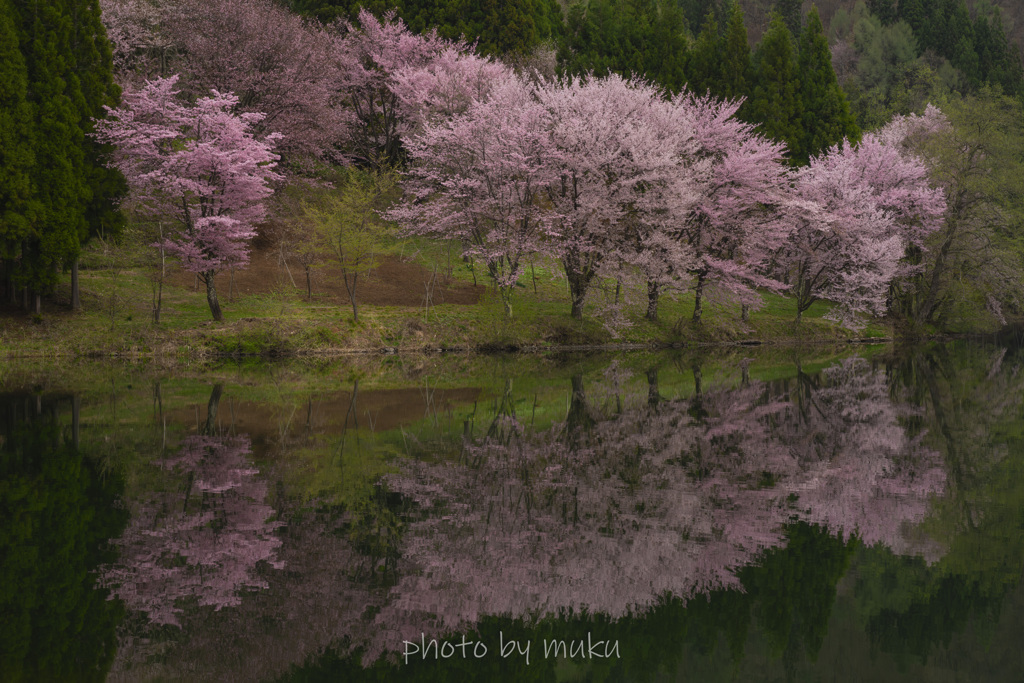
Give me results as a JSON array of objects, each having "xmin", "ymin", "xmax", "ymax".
[
  {"xmin": 679, "ymin": 0, "xmax": 725, "ymax": 36},
  {"xmin": 17, "ymin": 0, "xmax": 92, "ymax": 295},
  {"xmin": 748, "ymin": 14, "xmax": 802, "ymax": 155},
  {"xmin": 794, "ymin": 7, "xmax": 859, "ymax": 163},
  {"xmin": 0, "ymin": 394, "xmax": 128, "ymax": 682},
  {"xmin": 69, "ymin": 0, "xmax": 127, "ymax": 245},
  {"xmin": 0, "ymin": 0, "xmax": 34, "ymax": 267},
  {"xmin": 2, "ymin": 0, "xmax": 123, "ymax": 302},
  {"xmin": 288, "ymin": 0, "xmax": 564, "ymax": 56},
  {"xmin": 773, "ymin": 0, "xmax": 802, "ymax": 38},
  {"xmin": 897, "ymin": 0, "xmax": 927, "ymax": 35},
  {"xmin": 686, "ymin": 12, "xmax": 723, "ymax": 96},
  {"xmin": 719, "ymin": 1, "xmax": 753, "ymax": 101},
  {"xmin": 884, "ymin": 0, "xmax": 1023, "ymax": 96},
  {"xmin": 559, "ymin": 0, "xmax": 689, "ymax": 93},
  {"xmin": 843, "ymin": 14, "xmax": 935, "ymax": 130},
  {"xmin": 739, "ymin": 523, "xmax": 857, "ymax": 664},
  {"xmin": 867, "ymin": 0, "xmax": 898, "ymax": 25}
]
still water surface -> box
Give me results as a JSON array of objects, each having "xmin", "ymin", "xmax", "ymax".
[{"xmin": 3, "ymin": 339, "xmax": 1024, "ymax": 682}]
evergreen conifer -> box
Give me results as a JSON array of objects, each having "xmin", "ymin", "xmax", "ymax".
[{"xmin": 795, "ymin": 7, "xmax": 860, "ymax": 164}]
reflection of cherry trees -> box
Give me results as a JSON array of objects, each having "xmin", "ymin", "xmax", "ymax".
[
  {"xmin": 104, "ymin": 355, "xmax": 963, "ymax": 679},
  {"xmin": 105, "ymin": 431, "xmax": 283, "ymax": 627},
  {"xmin": 376, "ymin": 357, "xmax": 946, "ymax": 653},
  {"xmin": 784, "ymin": 360, "xmax": 946, "ymax": 557}
]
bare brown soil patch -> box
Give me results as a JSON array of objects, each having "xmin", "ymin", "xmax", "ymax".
[{"xmin": 165, "ymin": 249, "xmax": 484, "ymax": 307}]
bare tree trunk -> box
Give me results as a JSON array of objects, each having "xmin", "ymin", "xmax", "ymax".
[
  {"xmin": 71, "ymin": 258, "xmax": 81, "ymax": 311},
  {"xmin": 280, "ymin": 241, "xmax": 296, "ymax": 289},
  {"xmin": 3, "ymin": 260, "xmax": 14, "ymax": 304},
  {"xmin": 342, "ymin": 271, "xmax": 359, "ymax": 321},
  {"xmin": 203, "ymin": 273, "xmax": 223, "ymax": 321},
  {"xmin": 646, "ymin": 367, "xmax": 660, "ymax": 407},
  {"xmin": 646, "ymin": 281, "xmax": 659, "ymax": 321},
  {"xmin": 32, "ymin": 291, "xmax": 40, "ymax": 315},
  {"xmin": 692, "ymin": 271, "xmax": 707, "ymax": 324},
  {"xmin": 5, "ymin": 260, "xmax": 16, "ymax": 304},
  {"xmin": 917, "ymin": 226, "xmax": 957, "ymax": 325},
  {"xmin": 154, "ymin": 224, "xmax": 165, "ymax": 325},
  {"xmin": 204, "ymin": 384, "xmax": 223, "ymax": 436},
  {"xmin": 72, "ymin": 394, "xmax": 81, "ymax": 451}
]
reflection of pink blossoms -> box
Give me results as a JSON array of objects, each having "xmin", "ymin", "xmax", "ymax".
[
  {"xmin": 787, "ymin": 359, "xmax": 947, "ymax": 558},
  {"xmin": 375, "ymin": 359, "xmax": 946, "ymax": 655},
  {"xmin": 105, "ymin": 435, "xmax": 283, "ymax": 626}
]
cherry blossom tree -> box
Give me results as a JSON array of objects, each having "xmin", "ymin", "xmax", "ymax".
[
  {"xmin": 99, "ymin": 0, "xmax": 168, "ymax": 81},
  {"xmin": 779, "ymin": 121, "xmax": 945, "ymax": 328},
  {"xmin": 668, "ymin": 93, "xmax": 791, "ymax": 325},
  {"xmin": 336, "ymin": 9, "xmax": 452, "ymax": 167},
  {"xmin": 536, "ymin": 75, "xmax": 693, "ymax": 320},
  {"xmin": 101, "ymin": 0, "xmax": 350, "ymax": 163},
  {"xmin": 389, "ymin": 72, "xmax": 560, "ymax": 317},
  {"xmin": 93, "ymin": 76, "xmax": 281, "ymax": 321},
  {"xmin": 391, "ymin": 46, "xmax": 513, "ymax": 131}
]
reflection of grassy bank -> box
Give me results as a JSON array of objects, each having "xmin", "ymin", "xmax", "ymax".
[
  {"xmin": 0, "ymin": 247, "xmax": 889, "ymax": 360},
  {"xmin": 1, "ymin": 347, "xmax": 880, "ymax": 510}
]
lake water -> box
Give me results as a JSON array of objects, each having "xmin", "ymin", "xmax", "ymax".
[{"xmin": 3, "ymin": 336, "xmax": 1024, "ymax": 682}]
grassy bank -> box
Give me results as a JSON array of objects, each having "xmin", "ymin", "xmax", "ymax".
[{"xmin": 0, "ymin": 241, "xmax": 890, "ymax": 361}]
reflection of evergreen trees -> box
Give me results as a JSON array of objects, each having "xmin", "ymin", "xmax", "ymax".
[
  {"xmin": 0, "ymin": 393, "xmax": 128, "ymax": 683},
  {"xmin": 851, "ymin": 340, "xmax": 1024, "ymax": 665}
]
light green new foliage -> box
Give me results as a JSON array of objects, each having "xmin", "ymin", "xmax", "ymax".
[
  {"xmin": 910, "ymin": 90, "xmax": 1024, "ymax": 331},
  {"xmin": 301, "ymin": 169, "xmax": 399, "ymax": 322}
]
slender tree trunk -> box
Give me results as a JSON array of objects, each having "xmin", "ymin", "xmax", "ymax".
[
  {"xmin": 71, "ymin": 258, "xmax": 81, "ymax": 311},
  {"xmin": 3, "ymin": 260, "xmax": 14, "ymax": 304},
  {"xmin": 203, "ymin": 272, "xmax": 223, "ymax": 321},
  {"xmin": 500, "ymin": 287, "xmax": 513, "ymax": 319},
  {"xmin": 154, "ymin": 278, "xmax": 163, "ymax": 324},
  {"xmin": 5, "ymin": 260, "xmax": 15, "ymax": 304},
  {"xmin": 342, "ymin": 271, "xmax": 359, "ymax": 322},
  {"xmin": 72, "ymin": 394, "xmax": 81, "ymax": 451},
  {"xmin": 22, "ymin": 286, "xmax": 28, "ymax": 310},
  {"xmin": 154, "ymin": 223, "xmax": 165, "ymax": 324},
  {"xmin": 566, "ymin": 373, "xmax": 593, "ymax": 434},
  {"xmin": 563, "ymin": 252, "xmax": 594, "ymax": 321},
  {"xmin": 305, "ymin": 266, "xmax": 312, "ymax": 301},
  {"xmin": 690, "ymin": 362, "xmax": 708, "ymax": 421},
  {"xmin": 741, "ymin": 304, "xmax": 749, "ymax": 322},
  {"xmin": 692, "ymin": 271, "xmax": 707, "ymax": 324},
  {"xmin": 32, "ymin": 291, "xmax": 40, "ymax": 315},
  {"xmin": 204, "ymin": 384, "xmax": 223, "ymax": 436},
  {"xmin": 646, "ymin": 368, "xmax": 660, "ymax": 407},
  {"xmin": 646, "ymin": 281, "xmax": 659, "ymax": 321},
  {"xmin": 917, "ymin": 225, "xmax": 957, "ymax": 325}
]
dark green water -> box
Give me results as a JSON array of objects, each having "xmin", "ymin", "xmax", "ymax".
[{"xmin": 2, "ymin": 338, "xmax": 1024, "ymax": 682}]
